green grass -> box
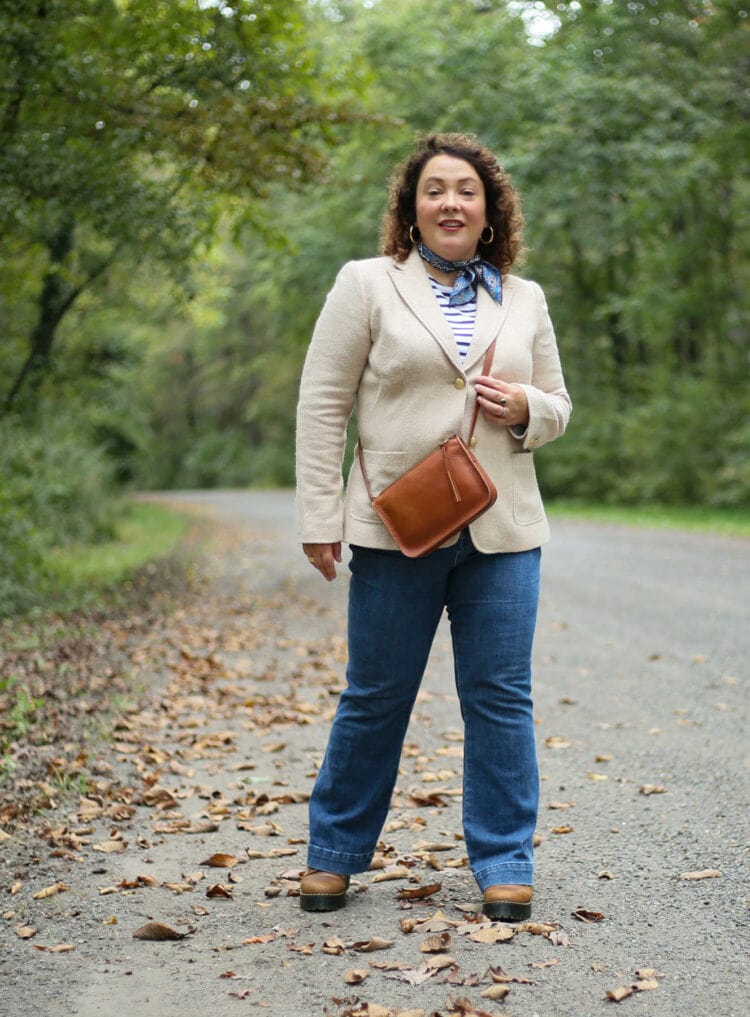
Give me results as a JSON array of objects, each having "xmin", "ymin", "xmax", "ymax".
[
  {"xmin": 548, "ymin": 501, "xmax": 750, "ymax": 537},
  {"xmin": 44, "ymin": 500, "xmax": 190, "ymax": 605}
]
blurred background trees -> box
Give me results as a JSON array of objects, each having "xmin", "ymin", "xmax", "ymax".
[{"xmin": 1, "ymin": 0, "xmax": 748, "ymax": 611}]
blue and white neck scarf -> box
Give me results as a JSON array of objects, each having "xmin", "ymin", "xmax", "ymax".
[{"xmin": 417, "ymin": 241, "xmax": 503, "ymax": 306}]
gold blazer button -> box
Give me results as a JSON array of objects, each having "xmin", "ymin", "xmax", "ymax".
[
  {"xmin": 470, "ymin": 435, "xmax": 478, "ymax": 448},
  {"xmin": 454, "ymin": 377, "xmax": 466, "ymax": 390}
]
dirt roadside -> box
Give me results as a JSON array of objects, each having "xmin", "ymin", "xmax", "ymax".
[{"xmin": 1, "ymin": 491, "xmax": 748, "ymax": 1017}]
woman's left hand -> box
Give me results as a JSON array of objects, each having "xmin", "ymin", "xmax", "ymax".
[{"xmin": 474, "ymin": 376, "xmax": 529, "ymax": 429}]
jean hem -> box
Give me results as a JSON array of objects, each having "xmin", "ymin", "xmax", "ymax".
[
  {"xmin": 473, "ymin": 863, "xmax": 534, "ymax": 892},
  {"xmin": 307, "ymin": 844, "xmax": 373, "ymax": 876}
]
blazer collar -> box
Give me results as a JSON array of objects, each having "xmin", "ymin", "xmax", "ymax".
[{"xmin": 387, "ymin": 247, "xmax": 515, "ymax": 372}]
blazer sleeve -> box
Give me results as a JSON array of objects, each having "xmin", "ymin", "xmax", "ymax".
[
  {"xmin": 513, "ymin": 281, "xmax": 572, "ymax": 450},
  {"xmin": 295, "ymin": 261, "xmax": 372, "ymax": 543}
]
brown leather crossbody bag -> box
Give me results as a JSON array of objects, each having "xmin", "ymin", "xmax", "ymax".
[{"xmin": 357, "ymin": 342, "xmax": 497, "ymax": 558}]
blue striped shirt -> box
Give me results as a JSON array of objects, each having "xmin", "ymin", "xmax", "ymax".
[{"xmin": 428, "ymin": 276, "xmax": 476, "ymax": 362}]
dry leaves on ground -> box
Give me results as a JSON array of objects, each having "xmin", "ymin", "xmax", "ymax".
[
  {"xmin": 606, "ymin": 968, "xmax": 662, "ymax": 1001},
  {"xmin": 132, "ymin": 921, "xmax": 194, "ymax": 941}
]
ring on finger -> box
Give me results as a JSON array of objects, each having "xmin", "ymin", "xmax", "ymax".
[
  {"xmin": 308, "ymin": 556, "xmax": 316, "ymax": 564},
  {"xmin": 501, "ymin": 406, "xmax": 508, "ymax": 418},
  {"xmin": 499, "ymin": 396, "xmax": 507, "ymax": 406}
]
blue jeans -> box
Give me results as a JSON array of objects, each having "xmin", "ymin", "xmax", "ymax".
[{"xmin": 307, "ymin": 531, "xmax": 541, "ymax": 891}]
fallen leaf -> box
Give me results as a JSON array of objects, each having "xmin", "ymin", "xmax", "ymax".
[
  {"xmin": 32, "ymin": 882, "xmax": 69, "ymax": 900},
  {"xmin": 400, "ymin": 910, "xmax": 459, "ymax": 934},
  {"xmin": 287, "ymin": 941, "xmax": 314, "ymax": 955},
  {"xmin": 14, "ymin": 925, "xmax": 37, "ymax": 939},
  {"xmin": 421, "ymin": 932, "xmax": 451, "ymax": 953},
  {"xmin": 397, "ymin": 883, "xmax": 442, "ymax": 901},
  {"xmin": 679, "ymin": 869, "xmax": 721, "ymax": 880},
  {"xmin": 371, "ymin": 865, "xmax": 410, "ymax": 883},
  {"xmin": 352, "ymin": 937, "xmax": 394, "ymax": 953},
  {"xmin": 407, "ymin": 789, "xmax": 447, "ymax": 808},
  {"xmin": 607, "ymin": 985, "xmax": 634, "ymax": 1002},
  {"xmin": 344, "ymin": 969, "xmax": 369, "ymax": 985},
  {"xmin": 487, "ymin": 964, "xmax": 533, "ymax": 985},
  {"xmin": 480, "ymin": 985, "xmax": 511, "ymax": 1001},
  {"xmin": 33, "ymin": 943, "xmax": 76, "ymax": 953},
  {"xmin": 517, "ymin": 921, "xmax": 560, "ymax": 937},
  {"xmin": 469, "ymin": 925, "xmax": 516, "ymax": 944},
  {"xmin": 411, "ymin": 840, "xmax": 456, "ymax": 852},
  {"xmin": 544, "ymin": 736, "xmax": 572, "ymax": 749},
  {"xmin": 571, "ymin": 908, "xmax": 605, "ymax": 923},
  {"xmin": 206, "ymin": 883, "xmax": 233, "ymax": 899},
  {"xmin": 132, "ymin": 921, "xmax": 192, "ymax": 941},
  {"xmin": 633, "ymin": 978, "xmax": 660, "ymax": 991},
  {"xmin": 322, "ymin": 936, "xmax": 347, "ymax": 955},
  {"xmin": 240, "ymin": 822, "xmax": 280, "ymax": 836},
  {"xmin": 201, "ymin": 852, "xmax": 238, "ymax": 868},
  {"xmin": 598, "ymin": 870, "xmax": 615, "ymax": 880},
  {"xmin": 639, "ymin": 784, "xmax": 666, "ymax": 796},
  {"xmin": 551, "ymin": 825, "xmax": 574, "ymax": 835},
  {"xmin": 93, "ymin": 838, "xmax": 126, "ymax": 853}
]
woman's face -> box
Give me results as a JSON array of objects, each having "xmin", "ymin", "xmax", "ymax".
[{"xmin": 414, "ymin": 154, "xmax": 488, "ymax": 262}]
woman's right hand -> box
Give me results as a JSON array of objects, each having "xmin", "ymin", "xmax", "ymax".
[{"xmin": 302, "ymin": 542, "xmax": 342, "ymax": 582}]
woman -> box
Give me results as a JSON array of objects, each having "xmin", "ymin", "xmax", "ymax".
[{"xmin": 295, "ymin": 132, "xmax": 571, "ymax": 919}]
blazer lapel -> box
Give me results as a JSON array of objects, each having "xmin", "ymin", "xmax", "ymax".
[
  {"xmin": 387, "ymin": 248, "xmax": 517, "ymax": 374},
  {"xmin": 462, "ymin": 278, "xmax": 516, "ymax": 371},
  {"xmin": 387, "ymin": 248, "xmax": 461, "ymax": 369}
]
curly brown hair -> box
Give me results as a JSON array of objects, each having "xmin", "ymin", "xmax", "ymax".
[{"xmin": 380, "ymin": 132, "xmax": 525, "ymax": 274}]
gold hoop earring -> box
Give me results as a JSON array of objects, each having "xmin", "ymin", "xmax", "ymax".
[
  {"xmin": 480, "ymin": 225, "xmax": 494, "ymax": 245},
  {"xmin": 409, "ymin": 225, "xmax": 421, "ymax": 244}
]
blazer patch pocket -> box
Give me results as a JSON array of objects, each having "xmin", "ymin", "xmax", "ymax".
[
  {"xmin": 511, "ymin": 451, "xmax": 544, "ymax": 526},
  {"xmin": 349, "ymin": 448, "xmax": 407, "ymax": 522}
]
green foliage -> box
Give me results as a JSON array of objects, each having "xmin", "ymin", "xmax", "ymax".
[
  {"xmin": 0, "ymin": 0, "xmax": 354, "ymax": 413},
  {"xmin": 548, "ymin": 501, "xmax": 750, "ymax": 538},
  {"xmin": 1, "ymin": 0, "xmax": 748, "ymax": 514},
  {"xmin": 0, "ymin": 416, "xmax": 115, "ymax": 615},
  {"xmin": 0, "ymin": 675, "xmax": 44, "ymax": 782},
  {"xmin": 46, "ymin": 501, "xmax": 189, "ymax": 594},
  {"xmin": 536, "ymin": 375, "xmax": 750, "ymax": 507}
]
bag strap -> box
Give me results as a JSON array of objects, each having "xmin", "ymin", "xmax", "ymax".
[
  {"xmin": 358, "ymin": 340, "xmax": 496, "ymax": 502},
  {"xmin": 468, "ymin": 339, "xmax": 497, "ymax": 439}
]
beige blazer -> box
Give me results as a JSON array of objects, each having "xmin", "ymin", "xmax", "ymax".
[{"xmin": 296, "ymin": 248, "xmax": 572, "ymax": 554}]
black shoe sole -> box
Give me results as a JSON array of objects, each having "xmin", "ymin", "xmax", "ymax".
[
  {"xmin": 299, "ymin": 890, "xmax": 347, "ymax": 912},
  {"xmin": 482, "ymin": 898, "xmax": 532, "ymax": 922}
]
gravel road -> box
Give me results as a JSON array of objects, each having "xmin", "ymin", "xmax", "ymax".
[{"xmin": 2, "ymin": 491, "xmax": 748, "ymax": 1017}]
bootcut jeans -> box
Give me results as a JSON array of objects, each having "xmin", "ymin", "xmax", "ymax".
[{"xmin": 306, "ymin": 530, "xmax": 541, "ymax": 891}]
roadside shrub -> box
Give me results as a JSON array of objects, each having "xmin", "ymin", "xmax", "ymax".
[
  {"xmin": 0, "ymin": 417, "xmax": 115, "ymax": 616},
  {"xmin": 538, "ymin": 379, "xmax": 749, "ymax": 508}
]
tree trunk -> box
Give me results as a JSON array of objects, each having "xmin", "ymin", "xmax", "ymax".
[{"xmin": 3, "ymin": 222, "xmax": 116, "ymax": 414}]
